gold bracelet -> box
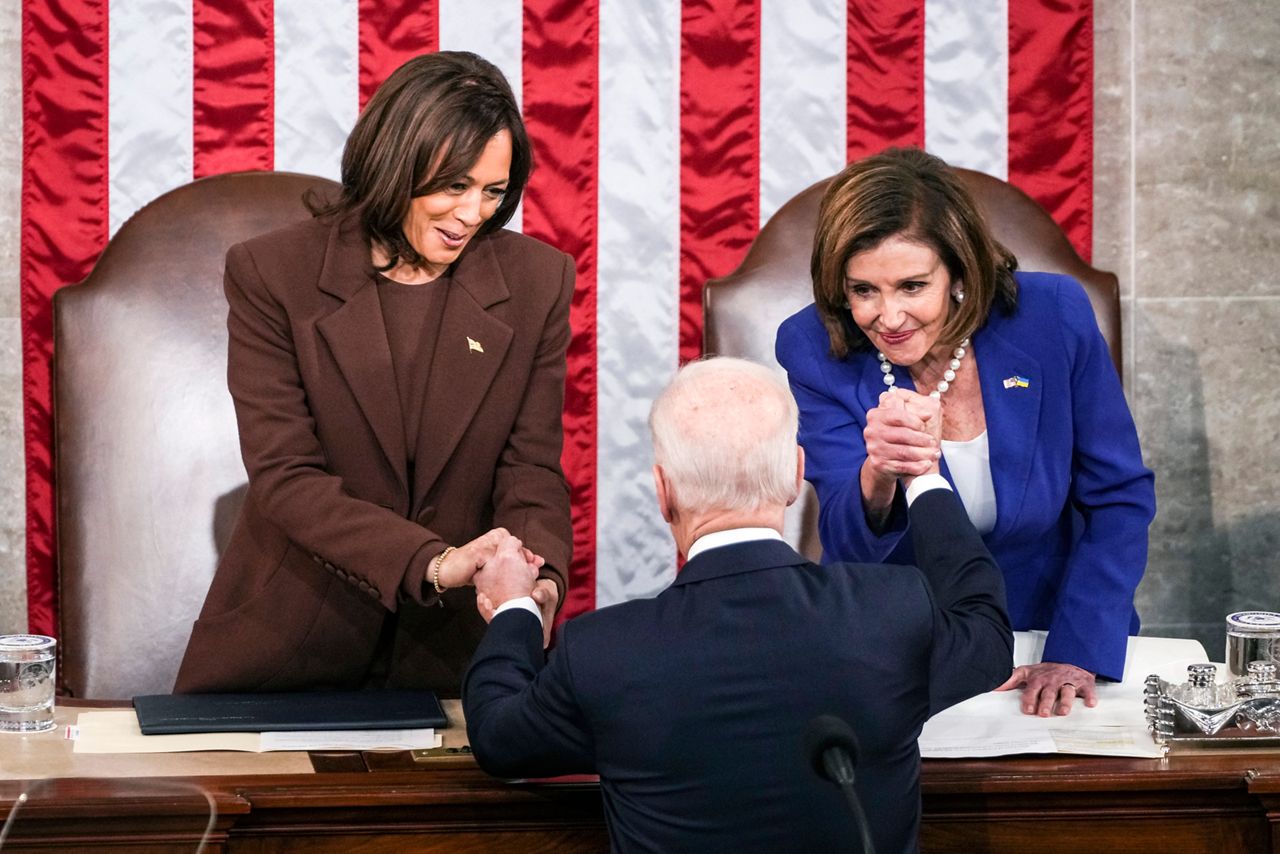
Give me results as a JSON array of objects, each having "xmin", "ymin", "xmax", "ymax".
[{"xmin": 432, "ymin": 546, "xmax": 456, "ymax": 595}]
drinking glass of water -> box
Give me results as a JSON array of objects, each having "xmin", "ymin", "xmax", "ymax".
[{"xmin": 0, "ymin": 635, "xmax": 56, "ymax": 733}]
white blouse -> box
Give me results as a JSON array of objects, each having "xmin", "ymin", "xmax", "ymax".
[{"xmin": 940, "ymin": 430, "xmax": 997, "ymax": 535}]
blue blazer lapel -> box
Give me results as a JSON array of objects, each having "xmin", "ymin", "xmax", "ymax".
[
  {"xmin": 815, "ymin": 347, "xmax": 888, "ymax": 420},
  {"xmin": 973, "ymin": 325, "xmax": 1043, "ymax": 539}
]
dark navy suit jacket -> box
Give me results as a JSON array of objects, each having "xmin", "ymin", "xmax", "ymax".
[
  {"xmin": 776, "ymin": 272, "xmax": 1155, "ymax": 679},
  {"xmin": 464, "ymin": 488, "xmax": 1011, "ymax": 853}
]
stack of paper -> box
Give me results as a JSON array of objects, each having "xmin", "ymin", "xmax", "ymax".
[
  {"xmin": 920, "ymin": 632, "xmax": 1210, "ymax": 759},
  {"xmin": 70, "ymin": 710, "xmax": 441, "ymax": 754}
]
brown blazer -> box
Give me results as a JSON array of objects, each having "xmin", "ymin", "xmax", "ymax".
[{"xmin": 174, "ymin": 214, "xmax": 573, "ymax": 695}]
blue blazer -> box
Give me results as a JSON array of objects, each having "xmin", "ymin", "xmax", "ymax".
[
  {"xmin": 464, "ymin": 489, "xmax": 1011, "ymax": 853},
  {"xmin": 775, "ymin": 272, "xmax": 1155, "ymax": 680}
]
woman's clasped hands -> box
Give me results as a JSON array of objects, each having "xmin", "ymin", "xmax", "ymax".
[
  {"xmin": 435, "ymin": 528, "xmax": 557, "ymax": 648},
  {"xmin": 865, "ymin": 387, "xmax": 943, "ymax": 482},
  {"xmin": 861, "ymin": 388, "xmax": 943, "ymax": 527}
]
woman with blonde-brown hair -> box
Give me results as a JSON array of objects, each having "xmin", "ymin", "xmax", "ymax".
[
  {"xmin": 175, "ymin": 52, "xmax": 572, "ymax": 696},
  {"xmin": 776, "ymin": 147, "xmax": 1155, "ymax": 717}
]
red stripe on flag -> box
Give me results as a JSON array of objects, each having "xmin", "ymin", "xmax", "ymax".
[
  {"xmin": 521, "ymin": 0, "xmax": 600, "ymax": 623},
  {"xmin": 1008, "ymin": 0, "xmax": 1094, "ymax": 260},
  {"xmin": 846, "ymin": 0, "xmax": 925, "ymax": 161},
  {"xmin": 358, "ymin": 0, "xmax": 438, "ymax": 109},
  {"xmin": 21, "ymin": 0, "xmax": 111, "ymax": 635},
  {"xmin": 680, "ymin": 0, "xmax": 761, "ymax": 363},
  {"xmin": 193, "ymin": 0, "xmax": 275, "ymax": 177}
]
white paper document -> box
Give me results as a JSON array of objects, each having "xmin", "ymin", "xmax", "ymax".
[
  {"xmin": 71, "ymin": 710, "xmax": 442, "ymax": 754},
  {"xmin": 919, "ymin": 632, "xmax": 1209, "ymax": 759}
]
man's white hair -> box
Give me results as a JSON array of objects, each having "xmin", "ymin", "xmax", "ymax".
[{"xmin": 648, "ymin": 357, "xmax": 800, "ymax": 513}]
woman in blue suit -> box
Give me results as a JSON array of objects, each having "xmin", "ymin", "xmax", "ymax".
[{"xmin": 775, "ymin": 148, "xmax": 1155, "ymax": 716}]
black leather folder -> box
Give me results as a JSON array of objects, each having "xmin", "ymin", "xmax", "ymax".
[{"xmin": 132, "ymin": 690, "xmax": 447, "ymax": 735}]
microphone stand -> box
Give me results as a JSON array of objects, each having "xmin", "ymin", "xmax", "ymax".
[
  {"xmin": 821, "ymin": 749, "xmax": 875, "ymax": 854},
  {"xmin": 807, "ymin": 714, "xmax": 877, "ymax": 854}
]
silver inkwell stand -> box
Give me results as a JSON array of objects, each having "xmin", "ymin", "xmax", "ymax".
[{"xmin": 1145, "ymin": 611, "xmax": 1280, "ymax": 750}]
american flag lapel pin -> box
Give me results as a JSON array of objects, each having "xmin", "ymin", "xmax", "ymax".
[
  {"xmin": 467, "ymin": 337, "xmax": 484, "ymax": 354},
  {"xmin": 1002, "ymin": 375, "xmax": 1030, "ymax": 389}
]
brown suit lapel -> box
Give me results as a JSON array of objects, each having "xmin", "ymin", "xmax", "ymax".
[
  {"xmin": 412, "ymin": 236, "xmax": 513, "ymax": 508},
  {"xmin": 314, "ymin": 220, "xmax": 408, "ymax": 495}
]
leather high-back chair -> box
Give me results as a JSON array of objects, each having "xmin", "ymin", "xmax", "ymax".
[
  {"xmin": 703, "ymin": 168, "xmax": 1120, "ymax": 562},
  {"xmin": 55, "ymin": 172, "xmax": 339, "ymax": 699}
]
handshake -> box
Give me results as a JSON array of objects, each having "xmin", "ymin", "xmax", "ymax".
[
  {"xmin": 864, "ymin": 386, "xmax": 944, "ymax": 490},
  {"xmin": 434, "ymin": 528, "xmax": 556, "ymax": 645}
]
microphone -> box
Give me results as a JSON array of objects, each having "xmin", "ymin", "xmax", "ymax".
[{"xmin": 804, "ymin": 715, "xmax": 876, "ymax": 854}]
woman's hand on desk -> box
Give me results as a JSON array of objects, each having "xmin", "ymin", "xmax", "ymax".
[{"xmin": 996, "ymin": 662, "xmax": 1097, "ymax": 716}]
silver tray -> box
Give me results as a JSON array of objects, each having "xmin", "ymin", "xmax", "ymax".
[{"xmin": 1144, "ymin": 673, "xmax": 1280, "ymax": 748}]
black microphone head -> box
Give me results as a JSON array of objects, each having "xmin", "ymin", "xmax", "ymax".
[{"xmin": 804, "ymin": 714, "xmax": 860, "ymax": 781}]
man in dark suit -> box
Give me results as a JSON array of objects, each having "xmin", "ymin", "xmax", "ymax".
[{"xmin": 463, "ymin": 357, "xmax": 1012, "ymax": 853}]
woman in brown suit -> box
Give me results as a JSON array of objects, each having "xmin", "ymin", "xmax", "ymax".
[{"xmin": 175, "ymin": 52, "xmax": 573, "ymax": 696}]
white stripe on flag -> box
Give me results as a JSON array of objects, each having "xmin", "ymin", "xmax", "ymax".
[
  {"xmin": 439, "ymin": 0, "xmax": 525, "ymax": 232},
  {"xmin": 759, "ymin": 0, "xmax": 846, "ymax": 225},
  {"xmin": 924, "ymin": 0, "xmax": 1008, "ymax": 179},
  {"xmin": 274, "ymin": 0, "xmax": 358, "ymax": 180},
  {"xmin": 108, "ymin": 0, "xmax": 193, "ymax": 235},
  {"xmin": 439, "ymin": 0, "xmax": 523, "ymax": 107},
  {"xmin": 594, "ymin": 0, "xmax": 681, "ymax": 607}
]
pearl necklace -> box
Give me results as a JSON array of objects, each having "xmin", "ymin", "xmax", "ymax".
[{"xmin": 878, "ymin": 338, "xmax": 970, "ymax": 400}]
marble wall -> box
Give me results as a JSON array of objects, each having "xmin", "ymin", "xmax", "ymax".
[
  {"xmin": 0, "ymin": 2, "xmax": 24, "ymax": 635},
  {"xmin": 1094, "ymin": 0, "xmax": 1280, "ymax": 657},
  {"xmin": 0, "ymin": 3, "xmax": 1276, "ymax": 659}
]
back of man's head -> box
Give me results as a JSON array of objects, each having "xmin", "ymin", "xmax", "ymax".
[{"xmin": 648, "ymin": 357, "xmax": 800, "ymax": 516}]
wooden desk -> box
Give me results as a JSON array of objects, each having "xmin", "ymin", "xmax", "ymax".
[
  {"xmin": 0, "ymin": 700, "xmax": 610, "ymax": 852},
  {"xmin": 4, "ymin": 702, "xmax": 1280, "ymax": 852},
  {"xmin": 921, "ymin": 752, "xmax": 1280, "ymax": 853}
]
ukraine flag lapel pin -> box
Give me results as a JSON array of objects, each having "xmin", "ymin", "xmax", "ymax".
[{"xmin": 1002, "ymin": 375, "xmax": 1030, "ymax": 389}]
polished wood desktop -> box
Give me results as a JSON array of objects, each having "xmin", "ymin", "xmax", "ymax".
[{"xmin": 3, "ymin": 701, "xmax": 1280, "ymax": 852}]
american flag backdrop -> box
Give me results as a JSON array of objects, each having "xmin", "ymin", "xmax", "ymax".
[{"xmin": 20, "ymin": 0, "xmax": 1094, "ymax": 635}]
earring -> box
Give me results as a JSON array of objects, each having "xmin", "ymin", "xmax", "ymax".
[
  {"xmin": 952, "ymin": 289, "xmax": 965, "ymax": 303},
  {"xmin": 842, "ymin": 300, "xmax": 851, "ymax": 309}
]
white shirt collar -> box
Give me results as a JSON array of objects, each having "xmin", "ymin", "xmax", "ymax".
[{"xmin": 686, "ymin": 527, "xmax": 784, "ymax": 561}]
